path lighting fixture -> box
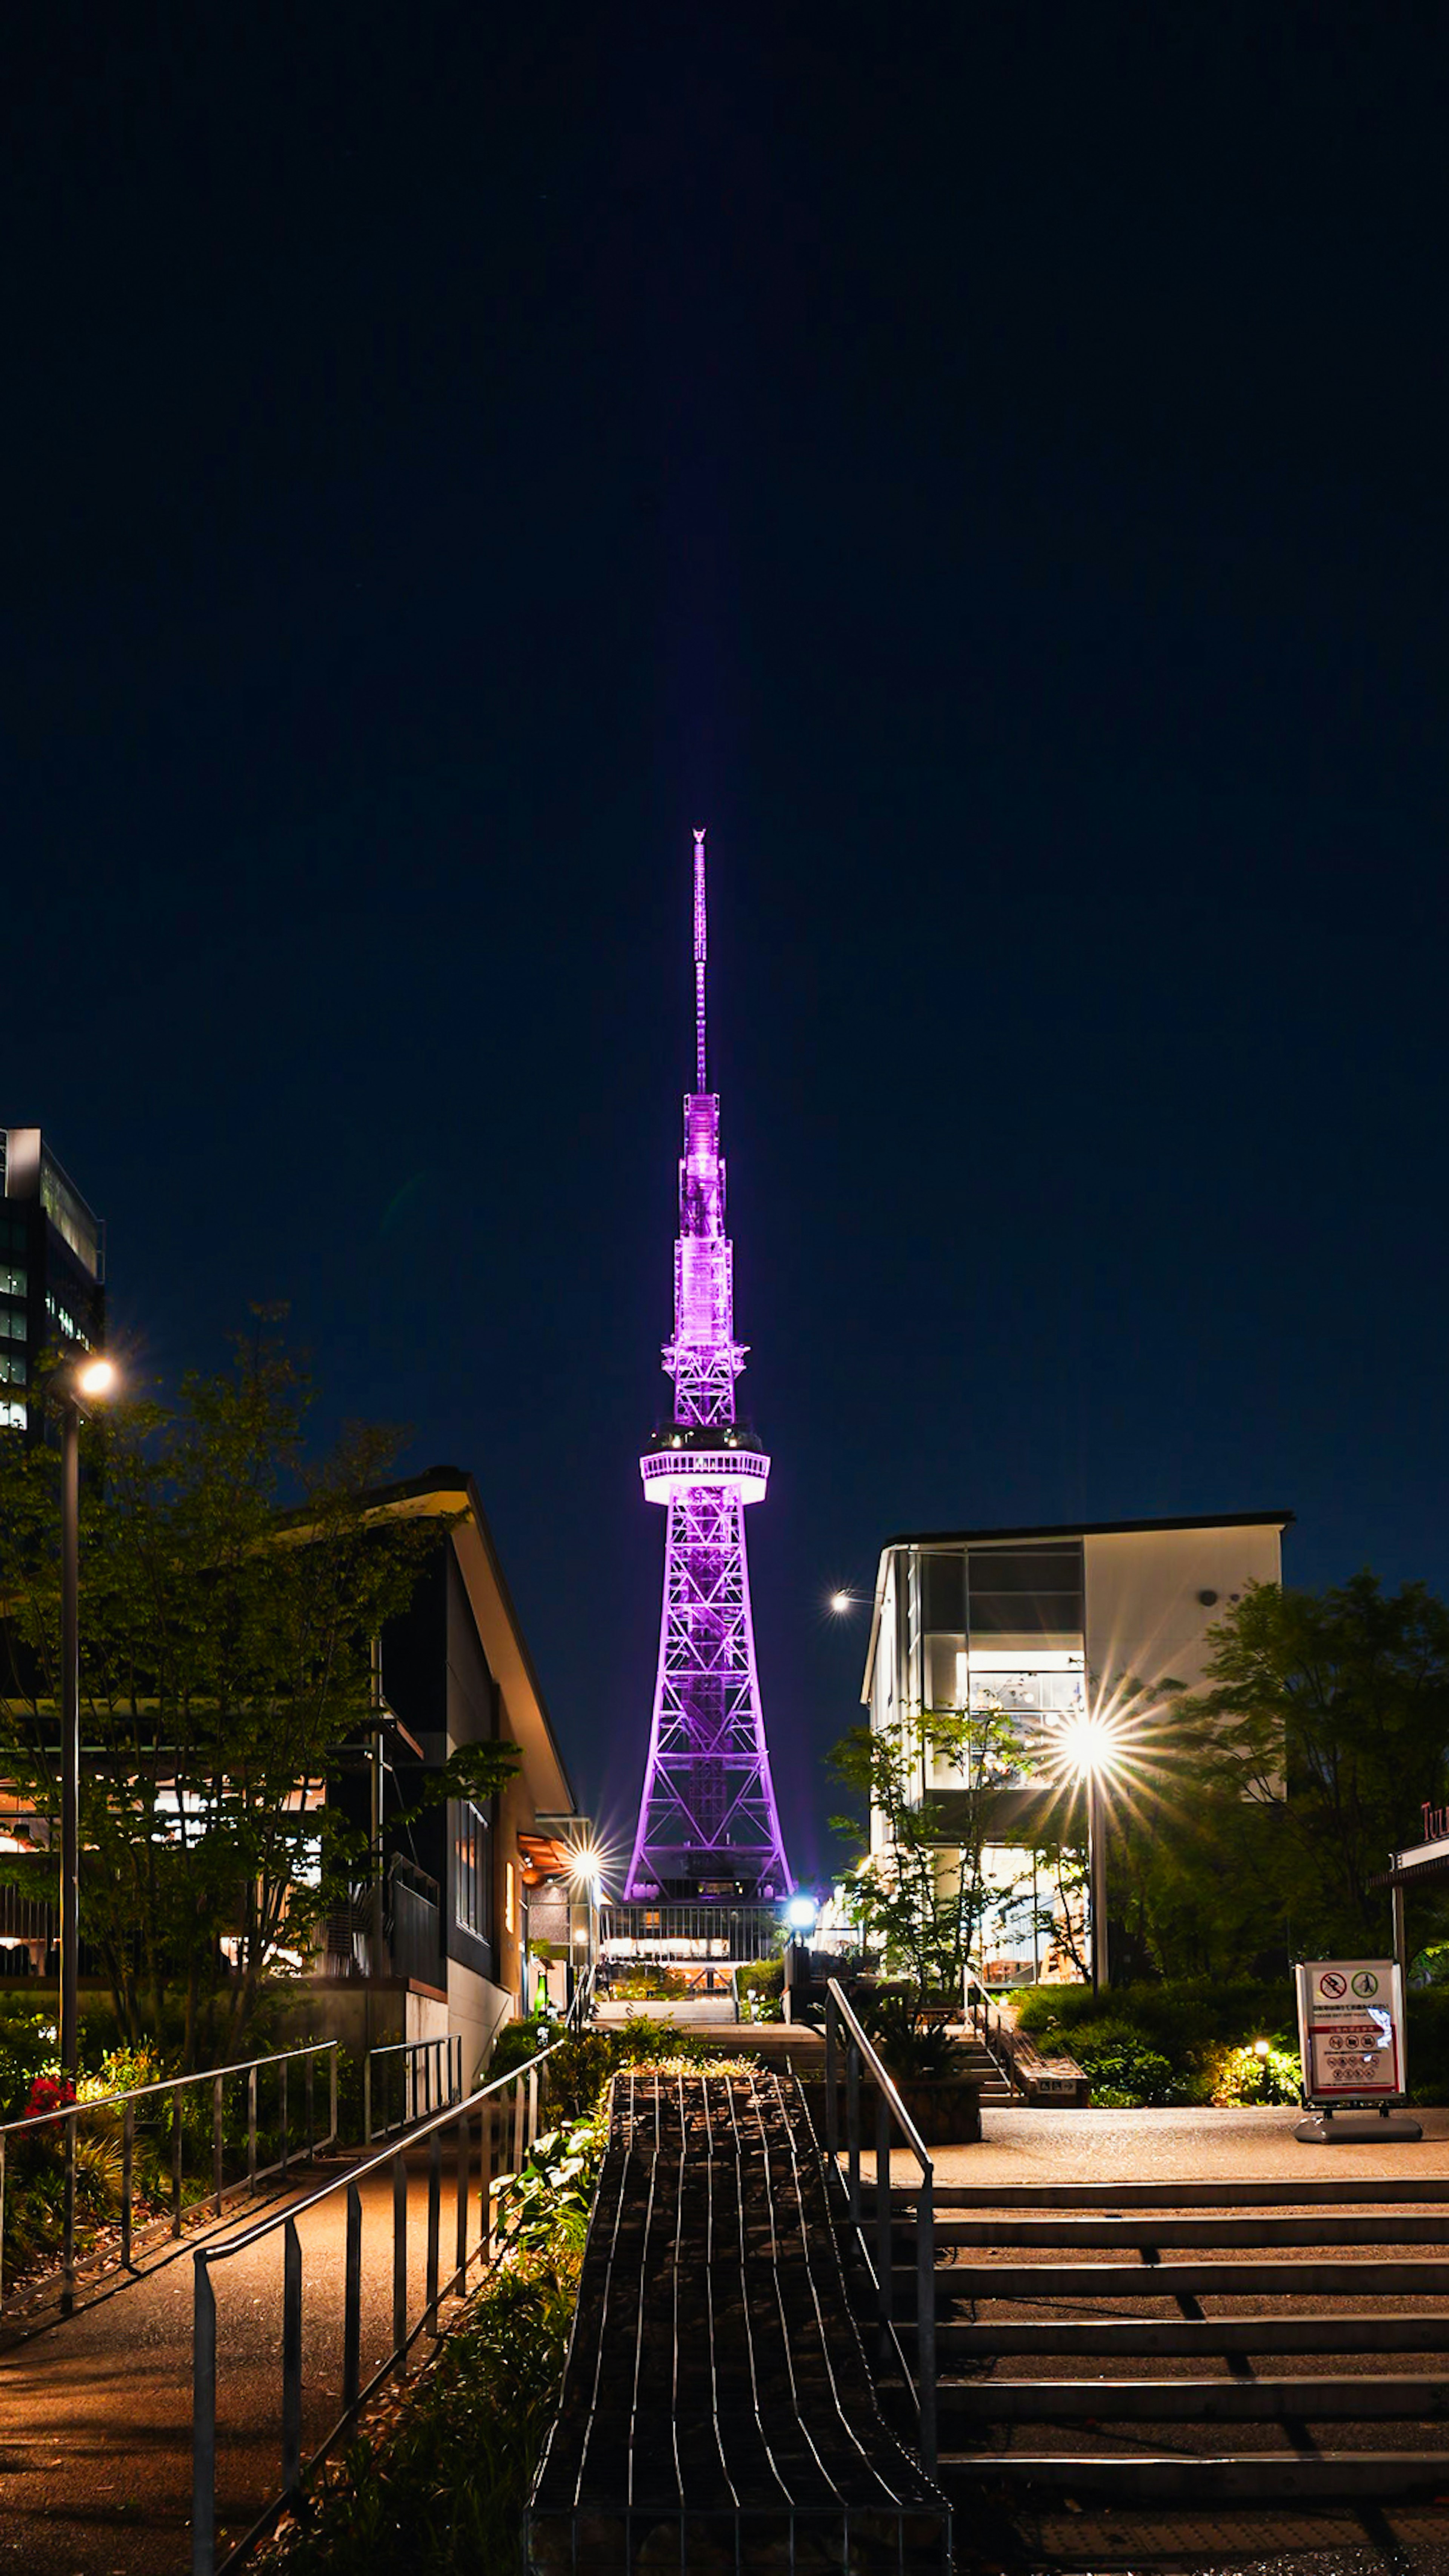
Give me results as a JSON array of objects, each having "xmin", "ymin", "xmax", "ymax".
[
  {"xmin": 829, "ymin": 1590, "xmax": 854, "ymax": 1615},
  {"xmin": 1056, "ymin": 1711, "xmax": 1121, "ymax": 1999},
  {"xmin": 1253, "ymin": 2038, "xmax": 1272, "ymax": 2059},
  {"xmin": 785, "ymin": 1893, "xmax": 819, "ymax": 1934}
]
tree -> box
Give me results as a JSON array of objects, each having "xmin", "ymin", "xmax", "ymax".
[
  {"xmin": 0, "ymin": 1326, "xmax": 459, "ymax": 2066},
  {"xmin": 1162, "ymin": 1575, "xmax": 1449, "ymax": 1964},
  {"xmin": 829, "ymin": 1701, "xmax": 1032, "ymax": 2009}
]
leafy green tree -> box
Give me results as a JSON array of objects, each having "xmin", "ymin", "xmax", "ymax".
[
  {"xmin": 1159, "ymin": 1575, "xmax": 1449, "ymax": 1964},
  {"xmin": 0, "ymin": 1327, "xmax": 455, "ymax": 2067},
  {"xmin": 829, "ymin": 1702, "xmax": 1031, "ymax": 2008}
]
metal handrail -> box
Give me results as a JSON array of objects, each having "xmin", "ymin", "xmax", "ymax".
[
  {"xmin": 190, "ymin": 2030, "xmax": 562, "ymax": 2576},
  {"xmin": 565, "ymin": 1959, "xmax": 598, "ymax": 2031},
  {"xmin": 0, "ymin": 2039, "xmax": 339, "ymax": 2315},
  {"xmin": 363, "ymin": 2033, "xmax": 462, "ymax": 2143},
  {"xmin": 824, "ymin": 1978, "xmax": 936, "ymax": 2474},
  {"xmin": 963, "ymin": 1969, "xmax": 1019, "ymax": 2098}
]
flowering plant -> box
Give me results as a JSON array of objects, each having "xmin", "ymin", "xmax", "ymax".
[{"xmin": 23, "ymin": 2074, "xmax": 76, "ymax": 2121}]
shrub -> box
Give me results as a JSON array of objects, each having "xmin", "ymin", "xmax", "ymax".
[
  {"xmin": 1206, "ymin": 2039, "xmax": 1301, "ymax": 2107},
  {"xmin": 736, "ymin": 1959, "xmax": 784, "ymax": 2023}
]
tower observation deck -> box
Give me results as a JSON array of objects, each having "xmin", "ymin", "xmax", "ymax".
[{"xmin": 624, "ymin": 830, "xmax": 791, "ymax": 1906}]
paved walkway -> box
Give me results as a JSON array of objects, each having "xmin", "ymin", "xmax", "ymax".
[
  {"xmin": 874, "ymin": 2102, "xmax": 1449, "ymax": 2188},
  {"xmin": 0, "ymin": 2140, "xmax": 481, "ymax": 2575}
]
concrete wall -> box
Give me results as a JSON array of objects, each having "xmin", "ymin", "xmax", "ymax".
[{"xmin": 1083, "ymin": 1522, "xmax": 1284, "ymax": 1697}]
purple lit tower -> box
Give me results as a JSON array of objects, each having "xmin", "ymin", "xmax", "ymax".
[{"xmin": 625, "ymin": 829, "xmax": 791, "ymax": 1903}]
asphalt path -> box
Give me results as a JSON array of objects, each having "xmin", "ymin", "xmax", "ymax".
[{"xmin": 0, "ymin": 2135, "xmax": 489, "ymax": 2576}]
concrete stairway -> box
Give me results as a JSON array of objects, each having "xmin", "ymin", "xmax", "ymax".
[{"xmin": 870, "ymin": 2174, "xmax": 1449, "ymax": 2535}]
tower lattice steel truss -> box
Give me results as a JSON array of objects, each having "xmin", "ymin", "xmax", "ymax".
[{"xmin": 626, "ymin": 829, "xmax": 791, "ymax": 1902}]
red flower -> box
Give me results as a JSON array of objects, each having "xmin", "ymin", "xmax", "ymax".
[{"xmin": 24, "ymin": 2075, "xmax": 76, "ymax": 2120}]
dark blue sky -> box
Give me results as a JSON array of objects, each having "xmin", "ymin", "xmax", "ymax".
[{"xmin": 4, "ymin": 8, "xmax": 1446, "ymax": 1880}]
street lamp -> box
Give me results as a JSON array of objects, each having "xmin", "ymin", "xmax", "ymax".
[
  {"xmin": 1057, "ymin": 1712, "xmax": 1118, "ymax": 1998},
  {"xmin": 58, "ymin": 1355, "xmax": 116, "ymax": 2088}
]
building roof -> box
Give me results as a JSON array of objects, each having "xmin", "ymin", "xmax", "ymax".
[
  {"xmin": 878, "ymin": 1510, "xmax": 1295, "ymax": 1549},
  {"xmin": 355, "ymin": 1462, "xmax": 577, "ymax": 1816}
]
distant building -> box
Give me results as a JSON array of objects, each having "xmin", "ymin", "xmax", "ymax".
[
  {"xmin": 0, "ymin": 1128, "xmax": 107, "ymax": 1436},
  {"xmin": 859, "ymin": 1511, "xmax": 1292, "ymax": 1983}
]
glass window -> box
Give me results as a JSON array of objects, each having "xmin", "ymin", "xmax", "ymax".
[
  {"xmin": 0, "ymin": 1398, "xmax": 26, "ymax": 1430},
  {"xmin": 0, "ymin": 1353, "xmax": 24, "ymax": 1385},
  {"xmin": 454, "ymin": 1800, "xmax": 492, "ymax": 1940},
  {"xmin": 0, "ymin": 1264, "xmax": 26, "ymax": 1298},
  {"xmin": 0, "ymin": 1307, "xmax": 24, "ymax": 1343}
]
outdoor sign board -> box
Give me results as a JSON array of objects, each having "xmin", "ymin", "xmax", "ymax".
[{"xmin": 1294, "ymin": 1959, "xmax": 1407, "ymax": 2107}]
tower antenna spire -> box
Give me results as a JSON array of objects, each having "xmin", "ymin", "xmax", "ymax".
[{"xmin": 692, "ymin": 826, "xmax": 708, "ymax": 1093}]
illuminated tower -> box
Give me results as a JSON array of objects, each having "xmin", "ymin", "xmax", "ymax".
[{"xmin": 626, "ymin": 830, "xmax": 791, "ymax": 1902}]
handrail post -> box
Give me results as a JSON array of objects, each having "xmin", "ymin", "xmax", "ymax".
[
  {"xmin": 482, "ymin": 2098, "xmax": 494, "ymax": 2259},
  {"xmin": 122, "ymin": 2099, "xmax": 135, "ymax": 2271},
  {"xmin": 917, "ymin": 2161, "xmax": 937, "ymax": 2474},
  {"xmin": 329, "ymin": 2042, "xmax": 338, "ymax": 2148},
  {"xmin": 279, "ymin": 2058, "xmax": 289, "ymax": 2182},
  {"xmin": 62, "ymin": 2105, "xmax": 76, "ymax": 2315},
  {"xmin": 343, "ymin": 2181, "xmax": 362, "ymax": 2416},
  {"xmin": 875, "ymin": 2082, "xmax": 892, "ymax": 2340},
  {"xmin": 0, "ymin": 2130, "xmax": 6, "ymax": 2309},
  {"xmin": 213, "ymin": 2074, "xmax": 224, "ymax": 2217},
  {"xmin": 512, "ymin": 2074, "xmax": 524, "ymax": 2172},
  {"xmin": 528, "ymin": 2062, "xmax": 539, "ymax": 2152},
  {"xmin": 824, "ymin": 1985, "xmax": 838, "ymax": 2157},
  {"xmin": 281, "ymin": 2217, "xmax": 302, "ymax": 2495},
  {"xmin": 191, "ymin": 2256, "xmax": 217, "ymax": 2576},
  {"xmin": 172, "ymin": 2081, "xmax": 183, "ymax": 2236},
  {"xmin": 426, "ymin": 2126, "xmax": 441, "ymax": 2330},
  {"xmin": 248, "ymin": 2065, "xmax": 258, "ymax": 2195},
  {"xmin": 363, "ymin": 2055, "xmax": 372, "ymax": 2148},
  {"xmin": 305, "ymin": 2050, "xmax": 314, "ymax": 2164},
  {"xmin": 846, "ymin": 2038, "xmax": 861, "ymax": 2227},
  {"xmin": 455, "ymin": 2107, "xmax": 469, "ymax": 2287},
  {"xmin": 392, "ymin": 2152, "xmax": 408, "ymax": 2373}
]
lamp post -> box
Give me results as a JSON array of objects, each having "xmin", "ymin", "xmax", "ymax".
[
  {"xmin": 1059, "ymin": 1712, "xmax": 1115, "ymax": 2000},
  {"xmin": 1086, "ymin": 1761, "xmax": 1108, "ymax": 1998},
  {"xmin": 58, "ymin": 1355, "xmax": 117, "ymax": 2089}
]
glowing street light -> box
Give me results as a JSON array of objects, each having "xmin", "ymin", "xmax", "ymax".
[
  {"xmin": 785, "ymin": 1892, "xmax": 819, "ymax": 1935},
  {"xmin": 829, "ymin": 1590, "xmax": 854, "ymax": 1615},
  {"xmin": 1055, "ymin": 1709, "xmax": 1122, "ymax": 1999}
]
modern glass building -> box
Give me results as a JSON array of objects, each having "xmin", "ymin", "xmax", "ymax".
[
  {"xmin": 0, "ymin": 1128, "xmax": 107, "ymax": 1437},
  {"xmin": 860, "ymin": 1511, "xmax": 1292, "ymax": 1982}
]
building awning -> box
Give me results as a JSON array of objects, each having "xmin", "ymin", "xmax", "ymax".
[{"xmin": 1369, "ymin": 1834, "xmax": 1449, "ymax": 1891}]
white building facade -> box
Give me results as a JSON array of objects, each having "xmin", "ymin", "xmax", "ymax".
[{"xmin": 859, "ymin": 1512, "xmax": 1291, "ymax": 1983}]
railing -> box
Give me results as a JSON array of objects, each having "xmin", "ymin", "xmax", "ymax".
[
  {"xmin": 565, "ymin": 1959, "xmax": 598, "ymax": 2030},
  {"xmin": 363, "ymin": 2034, "xmax": 463, "ymax": 2144},
  {"xmin": 191, "ymin": 2032, "xmax": 561, "ymax": 2576},
  {"xmin": 963, "ymin": 1969, "xmax": 1019, "ymax": 2097},
  {"xmin": 0, "ymin": 2040, "xmax": 338, "ymax": 2316},
  {"xmin": 388, "ymin": 1856, "xmax": 441, "ymax": 1985},
  {"xmin": 824, "ymin": 1978, "xmax": 936, "ymax": 2474}
]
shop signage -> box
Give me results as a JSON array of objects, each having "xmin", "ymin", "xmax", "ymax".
[{"xmin": 1294, "ymin": 1959, "xmax": 1407, "ymax": 2107}]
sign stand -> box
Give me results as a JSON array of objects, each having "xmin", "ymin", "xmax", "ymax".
[{"xmin": 1292, "ymin": 1959, "xmax": 1421, "ymax": 2144}]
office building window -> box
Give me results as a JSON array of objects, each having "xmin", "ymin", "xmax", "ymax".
[
  {"xmin": 0, "ymin": 1264, "xmax": 26, "ymax": 1298},
  {"xmin": 0, "ymin": 1398, "xmax": 26, "ymax": 1430},
  {"xmin": 0, "ymin": 1353, "xmax": 24, "ymax": 1385},
  {"xmin": 0, "ymin": 1307, "xmax": 25, "ymax": 1343},
  {"xmin": 454, "ymin": 1800, "xmax": 492, "ymax": 1942}
]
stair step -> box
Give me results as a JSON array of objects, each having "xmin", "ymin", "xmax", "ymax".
[
  {"xmin": 915, "ymin": 2257, "xmax": 1449, "ymax": 2301},
  {"xmin": 939, "ymin": 2374, "xmax": 1449, "ymax": 2422},
  {"xmin": 937, "ymin": 2450, "xmax": 1449, "ymax": 2502},
  {"xmin": 881, "ymin": 2177, "xmax": 1449, "ymax": 2211},
  {"xmin": 929, "ymin": 2212, "xmax": 1449, "ymax": 2249},
  {"xmin": 937, "ymin": 2313, "xmax": 1449, "ymax": 2357}
]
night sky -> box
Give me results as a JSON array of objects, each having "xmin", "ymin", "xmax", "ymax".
[{"xmin": 5, "ymin": 9, "xmax": 1447, "ymax": 1882}]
